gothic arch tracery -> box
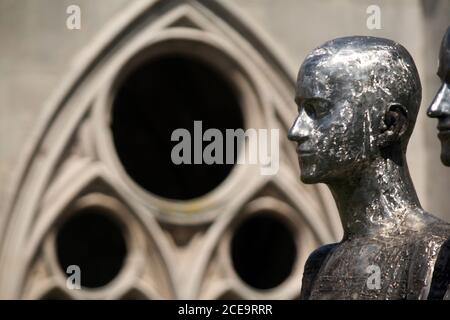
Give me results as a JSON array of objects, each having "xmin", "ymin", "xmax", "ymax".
[{"xmin": 0, "ymin": 0, "xmax": 340, "ymax": 299}]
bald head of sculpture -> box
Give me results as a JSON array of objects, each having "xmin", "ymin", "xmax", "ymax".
[
  {"xmin": 427, "ymin": 27, "xmax": 450, "ymax": 166},
  {"xmin": 288, "ymin": 36, "xmax": 421, "ymax": 184}
]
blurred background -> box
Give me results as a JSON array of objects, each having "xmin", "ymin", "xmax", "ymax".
[{"xmin": 0, "ymin": 0, "xmax": 449, "ymax": 299}]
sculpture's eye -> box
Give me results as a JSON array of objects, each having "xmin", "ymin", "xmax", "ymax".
[
  {"xmin": 437, "ymin": 62, "xmax": 450, "ymax": 83},
  {"xmin": 303, "ymin": 102, "xmax": 316, "ymax": 119},
  {"xmin": 304, "ymin": 100, "xmax": 330, "ymax": 119}
]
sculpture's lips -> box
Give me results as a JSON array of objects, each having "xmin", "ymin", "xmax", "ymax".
[
  {"xmin": 437, "ymin": 120, "xmax": 450, "ymax": 137},
  {"xmin": 437, "ymin": 123, "xmax": 450, "ymax": 131},
  {"xmin": 438, "ymin": 129, "xmax": 450, "ymax": 139},
  {"xmin": 296, "ymin": 147, "xmax": 314, "ymax": 156}
]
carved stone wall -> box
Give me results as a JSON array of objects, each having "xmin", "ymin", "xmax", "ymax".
[{"xmin": 0, "ymin": 0, "xmax": 339, "ymax": 299}]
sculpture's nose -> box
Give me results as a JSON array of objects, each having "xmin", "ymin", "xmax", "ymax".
[
  {"xmin": 427, "ymin": 82, "xmax": 450, "ymax": 118},
  {"xmin": 288, "ymin": 112, "xmax": 309, "ymax": 143}
]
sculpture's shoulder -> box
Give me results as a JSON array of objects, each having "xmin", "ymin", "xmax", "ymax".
[
  {"xmin": 406, "ymin": 214, "xmax": 450, "ymax": 299},
  {"xmin": 413, "ymin": 213, "xmax": 450, "ymax": 249},
  {"xmin": 423, "ymin": 214, "xmax": 450, "ymax": 237},
  {"xmin": 299, "ymin": 243, "xmax": 339, "ymax": 300}
]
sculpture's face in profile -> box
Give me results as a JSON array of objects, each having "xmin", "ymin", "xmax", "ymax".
[
  {"xmin": 427, "ymin": 28, "xmax": 450, "ymax": 166},
  {"xmin": 288, "ymin": 54, "xmax": 378, "ymax": 184}
]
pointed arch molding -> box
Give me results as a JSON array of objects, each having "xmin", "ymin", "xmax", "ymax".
[{"xmin": 0, "ymin": 0, "xmax": 339, "ymax": 298}]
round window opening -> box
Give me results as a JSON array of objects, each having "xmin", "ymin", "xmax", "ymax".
[
  {"xmin": 231, "ymin": 213, "xmax": 297, "ymax": 290},
  {"xmin": 111, "ymin": 54, "xmax": 244, "ymax": 200},
  {"xmin": 56, "ymin": 208, "xmax": 127, "ymax": 289}
]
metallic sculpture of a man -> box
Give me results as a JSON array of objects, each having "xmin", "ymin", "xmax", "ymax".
[
  {"xmin": 426, "ymin": 26, "xmax": 450, "ymax": 300},
  {"xmin": 288, "ymin": 36, "xmax": 450, "ymax": 299},
  {"xmin": 427, "ymin": 26, "xmax": 450, "ymax": 166}
]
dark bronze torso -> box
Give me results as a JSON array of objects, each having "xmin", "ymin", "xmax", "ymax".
[{"xmin": 302, "ymin": 217, "xmax": 450, "ymax": 300}]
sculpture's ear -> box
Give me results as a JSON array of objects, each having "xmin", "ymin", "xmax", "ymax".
[{"xmin": 379, "ymin": 103, "xmax": 409, "ymax": 147}]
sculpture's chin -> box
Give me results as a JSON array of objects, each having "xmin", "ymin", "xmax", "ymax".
[
  {"xmin": 440, "ymin": 151, "xmax": 450, "ymax": 166},
  {"xmin": 300, "ymin": 173, "xmax": 321, "ymax": 184},
  {"xmin": 440, "ymin": 141, "xmax": 450, "ymax": 166},
  {"xmin": 299, "ymin": 162, "xmax": 328, "ymax": 184}
]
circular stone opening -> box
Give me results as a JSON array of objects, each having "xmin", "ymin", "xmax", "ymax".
[
  {"xmin": 56, "ymin": 208, "xmax": 127, "ymax": 289},
  {"xmin": 111, "ymin": 54, "xmax": 244, "ymax": 200},
  {"xmin": 230, "ymin": 213, "xmax": 297, "ymax": 290}
]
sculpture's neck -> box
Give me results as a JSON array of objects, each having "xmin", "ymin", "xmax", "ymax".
[{"xmin": 327, "ymin": 156, "xmax": 423, "ymax": 240}]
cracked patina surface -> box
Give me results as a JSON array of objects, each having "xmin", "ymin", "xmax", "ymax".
[{"xmin": 288, "ymin": 36, "xmax": 450, "ymax": 300}]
